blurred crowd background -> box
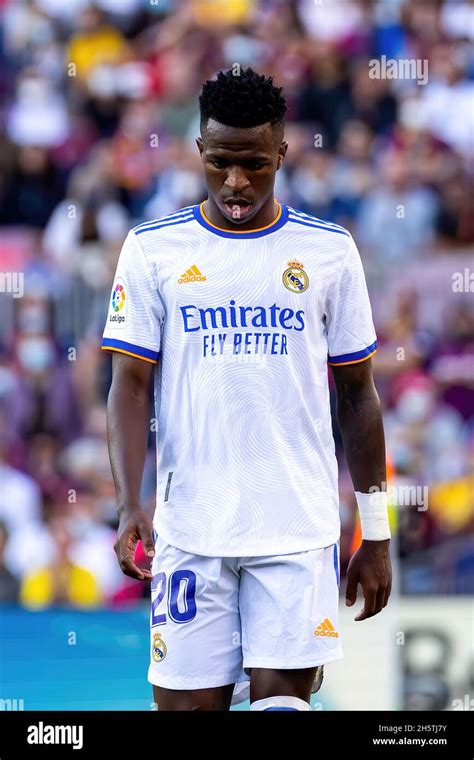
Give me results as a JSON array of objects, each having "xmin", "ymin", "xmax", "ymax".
[{"xmin": 0, "ymin": 0, "xmax": 472, "ymax": 704}]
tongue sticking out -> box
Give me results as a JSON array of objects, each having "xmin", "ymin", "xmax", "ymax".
[{"xmin": 226, "ymin": 202, "xmax": 252, "ymax": 219}]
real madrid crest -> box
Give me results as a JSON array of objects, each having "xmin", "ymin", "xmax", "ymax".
[
  {"xmin": 152, "ymin": 632, "xmax": 167, "ymax": 662},
  {"xmin": 282, "ymin": 260, "xmax": 309, "ymax": 293}
]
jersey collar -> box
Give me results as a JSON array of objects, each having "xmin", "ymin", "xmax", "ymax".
[{"xmin": 193, "ymin": 200, "xmax": 289, "ymax": 239}]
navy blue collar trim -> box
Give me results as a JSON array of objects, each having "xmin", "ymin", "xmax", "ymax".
[{"xmin": 193, "ymin": 201, "xmax": 289, "ymax": 239}]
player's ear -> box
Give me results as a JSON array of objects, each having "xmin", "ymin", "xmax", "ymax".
[
  {"xmin": 196, "ymin": 137, "xmax": 204, "ymax": 156},
  {"xmin": 277, "ymin": 141, "xmax": 288, "ymax": 170}
]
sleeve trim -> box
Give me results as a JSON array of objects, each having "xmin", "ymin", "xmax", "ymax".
[
  {"xmin": 101, "ymin": 338, "xmax": 159, "ymax": 363},
  {"xmin": 328, "ymin": 341, "xmax": 377, "ymax": 366}
]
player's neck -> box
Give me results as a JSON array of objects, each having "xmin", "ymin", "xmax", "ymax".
[{"xmin": 202, "ymin": 196, "xmax": 279, "ymax": 232}]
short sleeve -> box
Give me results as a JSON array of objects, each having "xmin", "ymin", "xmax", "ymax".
[
  {"xmin": 102, "ymin": 231, "xmax": 163, "ymax": 363},
  {"xmin": 326, "ymin": 234, "xmax": 377, "ymax": 366}
]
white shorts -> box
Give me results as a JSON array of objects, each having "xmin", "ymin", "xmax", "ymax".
[{"xmin": 147, "ymin": 534, "xmax": 343, "ymax": 705}]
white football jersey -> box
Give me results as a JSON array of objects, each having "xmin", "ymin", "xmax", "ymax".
[{"xmin": 102, "ymin": 202, "xmax": 377, "ymax": 556}]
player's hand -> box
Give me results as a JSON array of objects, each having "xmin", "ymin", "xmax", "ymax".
[
  {"xmin": 345, "ymin": 539, "xmax": 392, "ymax": 621},
  {"xmin": 114, "ymin": 508, "xmax": 155, "ymax": 581}
]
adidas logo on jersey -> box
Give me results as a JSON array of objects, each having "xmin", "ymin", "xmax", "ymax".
[
  {"xmin": 314, "ymin": 618, "xmax": 339, "ymax": 638},
  {"xmin": 178, "ymin": 265, "xmax": 206, "ymax": 284}
]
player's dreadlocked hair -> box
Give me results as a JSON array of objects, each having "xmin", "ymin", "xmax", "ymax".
[{"xmin": 199, "ymin": 67, "xmax": 287, "ymax": 132}]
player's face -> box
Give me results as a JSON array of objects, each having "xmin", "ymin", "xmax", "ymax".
[{"xmin": 197, "ymin": 119, "xmax": 287, "ymax": 227}]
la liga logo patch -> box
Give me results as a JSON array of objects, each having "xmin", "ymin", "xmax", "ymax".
[
  {"xmin": 109, "ymin": 278, "xmax": 127, "ymax": 327},
  {"xmin": 112, "ymin": 281, "xmax": 126, "ymax": 312}
]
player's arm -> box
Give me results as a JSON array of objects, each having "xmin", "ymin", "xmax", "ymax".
[
  {"xmin": 331, "ymin": 358, "xmax": 392, "ymax": 620},
  {"xmin": 107, "ymin": 352, "xmax": 156, "ymax": 581}
]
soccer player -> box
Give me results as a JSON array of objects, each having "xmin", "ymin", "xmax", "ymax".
[{"xmin": 103, "ymin": 68, "xmax": 392, "ymax": 711}]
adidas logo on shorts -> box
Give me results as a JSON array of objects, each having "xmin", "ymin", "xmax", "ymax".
[{"xmin": 314, "ymin": 618, "xmax": 339, "ymax": 637}]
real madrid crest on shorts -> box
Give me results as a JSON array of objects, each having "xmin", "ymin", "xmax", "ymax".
[
  {"xmin": 152, "ymin": 632, "xmax": 167, "ymax": 662},
  {"xmin": 282, "ymin": 260, "xmax": 309, "ymax": 293}
]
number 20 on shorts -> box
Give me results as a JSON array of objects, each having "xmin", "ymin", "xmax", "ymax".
[{"xmin": 151, "ymin": 570, "xmax": 197, "ymax": 626}]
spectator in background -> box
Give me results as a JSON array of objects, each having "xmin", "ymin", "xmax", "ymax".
[
  {"xmin": 0, "ymin": 522, "xmax": 20, "ymax": 603},
  {"xmin": 429, "ymin": 302, "xmax": 474, "ymax": 421},
  {"xmin": 0, "ymin": 433, "xmax": 42, "ymax": 536},
  {"xmin": 357, "ymin": 148, "xmax": 439, "ymax": 261},
  {"xmin": 143, "ymin": 135, "xmax": 205, "ymax": 220},
  {"xmin": 43, "ymin": 141, "xmax": 129, "ymax": 279},
  {"xmin": 66, "ymin": 4, "xmax": 129, "ymax": 84},
  {"xmin": 297, "ymin": 0, "xmax": 368, "ymax": 46},
  {"xmin": 296, "ymin": 44, "xmax": 352, "ymax": 149},
  {"xmin": 6, "ymin": 294, "xmax": 82, "ymax": 446},
  {"xmin": 190, "ymin": 0, "xmax": 255, "ymax": 28},
  {"xmin": 6, "ymin": 72, "xmax": 70, "ymax": 149},
  {"xmin": 0, "ymin": 412, "xmax": 55, "ymax": 581},
  {"xmin": 329, "ymin": 119, "xmax": 374, "ymax": 225},
  {"xmin": 0, "ymin": 145, "xmax": 65, "ymax": 229},
  {"xmin": 26, "ymin": 433, "xmax": 76, "ymax": 517},
  {"xmin": 346, "ymin": 58, "xmax": 398, "ymax": 137},
  {"xmin": 417, "ymin": 41, "xmax": 474, "ymax": 160},
  {"xmin": 435, "ymin": 172, "xmax": 474, "ymax": 244},
  {"xmin": 110, "ymin": 100, "xmax": 164, "ymax": 216},
  {"xmin": 20, "ymin": 515, "xmax": 102, "ymax": 608},
  {"xmin": 288, "ymin": 149, "xmax": 333, "ymax": 218}
]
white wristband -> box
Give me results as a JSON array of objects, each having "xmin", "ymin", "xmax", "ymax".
[{"xmin": 355, "ymin": 491, "xmax": 391, "ymax": 541}]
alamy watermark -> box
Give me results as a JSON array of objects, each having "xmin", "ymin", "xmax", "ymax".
[
  {"xmin": 369, "ymin": 56, "xmax": 428, "ymax": 86},
  {"xmin": 27, "ymin": 721, "xmax": 83, "ymax": 750},
  {"xmin": 0, "ymin": 272, "xmax": 24, "ymax": 298},
  {"xmin": 452, "ymin": 268, "xmax": 473, "ymax": 293},
  {"xmin": 451, "ymin": 694, "xmax": 474, "ymax": 711},
  {"xmin": 0, "ymin": 697, "xmax": 25, "ymax": 710},
  {"xmin": 369, "ymin": 483, "xmax": 429, "ymax": 512}
]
